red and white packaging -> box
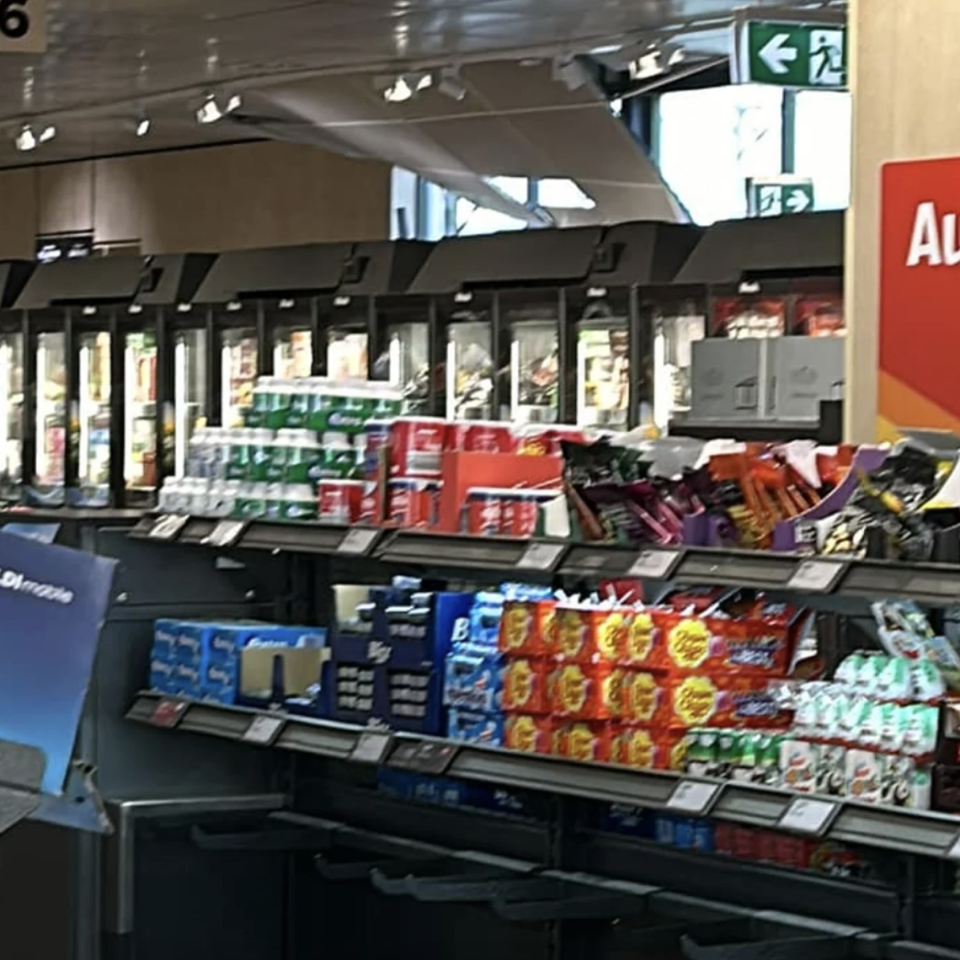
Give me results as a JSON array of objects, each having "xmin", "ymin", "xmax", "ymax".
[
  {"xmin": 515, "ymin": 425, "xmax": 586, "ymax": 457},
  {"xmin": 317, "ymin": 479, "xmax": 364, "ymax": 524},
  {"xmin": 464, "ymin": 487, "xmax": 507, "ymax": 536},
  {"xmin": 388, "ymin": 479, "xmax": 440, "ymax": 528},
  {"xmin": 464, "ymin": 421, "xmax": 515, "ymax": 454},
  {"xmin": 390, "ymin": 417, "xmax": 447, "ymax": 478}
]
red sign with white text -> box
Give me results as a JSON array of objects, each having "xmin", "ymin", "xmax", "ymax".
[{"xmin": 880, "ymin": 157, "xmax": 960, "ymax": 436}]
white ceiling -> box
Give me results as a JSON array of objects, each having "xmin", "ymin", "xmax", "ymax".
[{"xmin": 0, "ymin": 0, "xmax": 844, "ymax": 225}]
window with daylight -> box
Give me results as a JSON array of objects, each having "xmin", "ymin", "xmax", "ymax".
[
  {"xmin": 656, "ymin": 83, "xmax": 784, "ymax": 224},
  {"xmin": 793, "ymin": 89, "xmax": 852, "ymax": 212}
]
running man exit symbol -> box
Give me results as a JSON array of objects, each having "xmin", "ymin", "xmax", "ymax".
[{"xmin": 810, "ymin": 29, "xmax": 844, "ymax": 86}]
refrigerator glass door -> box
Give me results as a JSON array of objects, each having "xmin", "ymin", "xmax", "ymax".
[
  {"xmin": 174, "ymin": 328, "xmax": 208, "ymax": 479},
  {"xmin": 384, "ymin": 322, "xmax": 429, "ymax": 413},
  {"xmin": 327, "ymin": 329, "xmax": 368, "ymax": 380},
  {"xmin": 36, "ymin": 331, "xmax": 66, "ymax": 489},
  {"xmin": 447, "ymin": 320, "xmax": 493, "ymax": 421},
  {"xmin": 78, "ymin": 331, "xmax": 111, "ymax": 491},
  {"xmin": 270, "ymin": 301, "xmax": 314, "ymax": 380},
  {"xmin": 0, "ymin": 331, "xmax": 23, "ymax": 498},
  {"xmin": 577, "ymin": 321, "xmax": 629, "ymax": 431},
  {"xmin": 654, "ymin": 309, "xmax": 706, "ymax": 433},
  {"xmin": 274, "ymin": 328, "xmax": 313, "ymax": 380},
  {"xmin": 509, "ymin": 321, "xmax": 558, "ymax": 424},
  {"xmin": 220, "ymin": 328, "xmax": 258, "ymax": 427},
  {"xmin": 124, "ymin": 331, "xmax": 157, "ymax": 493}
]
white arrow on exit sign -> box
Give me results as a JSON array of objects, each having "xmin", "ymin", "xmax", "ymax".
[
  {"xmin": 759, "ymin": 34, "xmax": 799, "ymax": 75},
  {"xmin": 786, "ymin": 189, "xmax": 811, "ymax": 213}
]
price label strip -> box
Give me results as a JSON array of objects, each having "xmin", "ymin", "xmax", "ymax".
[
  {"xmin": 666, "ymin": 780, "xmax": 722, "ymax": 816},
  {"xmin": 242, "ymin": 714, "xmax": 286, "ymax": 746},
  {"xmin": 387, "ymin": 740, "xmax": 460, "ymax": 776},
  {"xmin": 787, "ymin": 559, "xmax": 846, "ymax": 594},
  {"xmin": 776, "ymin": 797, "xmax": 840, "ymax": 837},
  {"xmin": 150, "ymin": 698, "xmax": 188, "ymax": 729},
  {"xmin": 350, "ymin": 730, "xmax": 394, "ymax": 765},
  {"xmin": 339, "ymin": 528, "xmax": 380, "ymax": 556},
  {"xmin": 149, "ymin": 514, "xmax": 189, "ymax": 542},
  {"xmin": 204, "ymin": 519, "xmax": 248, "ymax": 549},
  {"xmin": 516, "ymin": 542, "xmax": 565, "ymax": 572},
  {"xmin": 628, "ymin": 548, "xmax": 682, "ymax": 580}
]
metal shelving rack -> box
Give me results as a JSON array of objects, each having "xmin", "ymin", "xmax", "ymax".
[{"xmin": 116, "ymin": 515, "xmax": 960, "ymax": 960}]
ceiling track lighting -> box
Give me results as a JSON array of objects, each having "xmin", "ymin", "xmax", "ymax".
[
  {"xmin": 380, "ymin": 71, "xmax": 432, "ymax": 104},
  {"xmin": 135, "ymin": 115, "xmax": 151, "ymax": 137},
  {"xmin": 195, "ymin": 91, "xmax": 242, "ymax": 125},
  {"xmin": 14, "ymin": 121, "xmax": 54, "ymax": 152}
]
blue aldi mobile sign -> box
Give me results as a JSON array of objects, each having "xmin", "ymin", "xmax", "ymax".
[{"xmin": 0, "ymin": 532, "xmax": 115, "ymax": 795}]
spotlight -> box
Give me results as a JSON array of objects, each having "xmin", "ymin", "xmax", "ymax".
[
  {"xmin": 15, "ymin": 125, "xmax": 34, "ymax": 150},
  {"xmin": 196, "ymin": 94, "xmax": 222, "ymax": 124},
  {"xmin": 195, "ymin": 92, "xmax": 240, "ymax": 125},
  {"xmin": 38, "ymin": 124, "xmax": 55, "ymax": 143},
  {"xmin": 382, "ymin": 73, "xmax": 432, "ymax": 103},
  {"xmin": 135, "ymin": 116, "xmax": 151, "ymax": 137}
]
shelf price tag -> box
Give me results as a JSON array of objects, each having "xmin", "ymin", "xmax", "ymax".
[
  {"xmin": 204, "ymin": 519, "xmax": 247, "ymax": 549},
  {"xmin": 787, "ymin": 559, "xmax": 846, "ymax": 593},
  {"xmin": 149, "ymin": 515, "xmax": 189, "ymax": 541},
  {"xmin": 777, "ymin": 797, "xmax": 840, "ymax": 836},
  {"xmin": 150, "ymin": 698, "xmax": 188, "ymax": 729},
  {"xmin": 666, "ymin": 780, "xmax": 721, "ymax": 816},
  {"xmin": 628, "ymin": 548, "xmax": 682, "ymax": 580},
  {"xmin": 516, "ymin": 542, "xmax": 565, "ymax": 571},
  {"xmin": 387, "ymin": 740, "xmax": 459, "ymax": 775},
  {"xmin": 350, "ymin": 730, "xmax": 394, "ymax": 765},
  {"xmin": 242, "ymin": 714, "xmax": 285, "ymax": 746},
  {"xmin": 338, "ymin": 528, "xmax": 379, "ymax": 556}
]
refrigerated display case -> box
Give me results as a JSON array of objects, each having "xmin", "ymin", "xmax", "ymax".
[
  {"xmin": 124, "ymin": 329, "xmax": 158, "ymax": 496},
  {"xmin": 216, "ymin": 303, "xmax": 260, "ymax": 428},
  {"xmin": 34, "ymin": 327, "xmax": 66, "ymax": 495},
  {"xmin": 373, "ymin": 296, "xmax": 431, "ymax": 414},
  {"xmin": 268, "ymin": 298, "xmax": 315, "ymax": 379},
  {"xmin": 573, "ymin": 290, "xmax": 630, "ymax": 431},
  {"xmin": 441, "ymin": 293, "xmax": 495, "ymax": 421},
  {"xmin": 502, "ymin": 294, "xmax": 561, "ymax": 425},
  {"xmin": 172, "ymin": 322, "xmax": 209, "ymax": 480},
  {"xmin": 75, "ymin": 317, "xmax": 111, "ymax": 501},
  {"xmin": 323, "ymin": 296, "xmax": 370, "ymax": 380},
  {"xmin": 0, "ymin": 323, "xmax": 24, "ymax": 501},
  {"xmin": 671, "ymin": 212, "xmax": 844, "ymax": 340},
  {"xmin": 651, "ymin": 302, "xmax": 706, "ymax": 434}
]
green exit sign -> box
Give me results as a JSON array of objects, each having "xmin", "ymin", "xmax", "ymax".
[
  {"xmin": 747, "ymin": 178, "xmax": 815, "ymax": 218},
  {"xmin": 733, "ymin": 15, "xmax": 847, "ymax": 89}
]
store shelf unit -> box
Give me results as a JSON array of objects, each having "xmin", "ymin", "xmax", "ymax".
[
  {"xmin": 126, "ymin": 691, "xmax": 960, "ymax": 864},
  {"xmin": 128, "ymin": 515, "xmax": 960, "ymax": 606}
]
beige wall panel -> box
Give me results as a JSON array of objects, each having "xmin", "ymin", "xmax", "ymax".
[
  {"xmin": 38, "ymin": 161, "xmax": 93, "ymax": 236},
  {"xmin": 100, "ymin": 142, "xmax": 388, "ymax": 254},
  {"xmin": 0, "ymin": 167, "xmax": 37, "ymax": 259},
  {"xmin": 92, "ymin": 155, "xmax": 146, "ymax": 245},
  {"xmin": 847, "ymin": 0, "xmax": 960, "ymax": 440}
]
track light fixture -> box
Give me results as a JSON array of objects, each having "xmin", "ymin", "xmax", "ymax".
[
  {"xmin": 381, "ymin": 72, "xmax": 432, "ymax": 103},
  {"xmin": 135, "ymin": 116, "xmax": 151, "ymax": 137},
  {"xmin": 14, "ymin": 122, "xmax": 54, "ymax": 151},
  {"xmin": 195, "ymin": 91, "xmax": 242, "ymax": 125}
]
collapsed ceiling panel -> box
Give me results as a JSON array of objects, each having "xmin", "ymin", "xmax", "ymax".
[{"xmin": 243, "ymin": 59, "xmax": 685, "ymax": 225}]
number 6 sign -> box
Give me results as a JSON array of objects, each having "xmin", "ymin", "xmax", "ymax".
[{"xmin": 0, "ymin": 0, "xmax": 46, "ymax": 53}]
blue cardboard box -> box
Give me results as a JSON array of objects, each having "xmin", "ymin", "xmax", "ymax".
[
  {"xmin": 447, "ymin": 708, "xmax": 504, "ymax": 748},
  {"xmin": 444, "ymin": 646, "xmax": 504, "ymax": 713}
]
